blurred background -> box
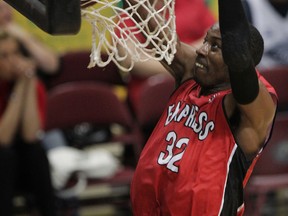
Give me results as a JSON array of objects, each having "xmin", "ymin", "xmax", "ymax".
[{"xmin": 2, "ymin": 0, "xmax": 288, "ymax": 216}]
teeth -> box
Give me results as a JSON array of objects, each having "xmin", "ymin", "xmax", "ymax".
[{"xmin": 196, "ymin": 62, "xmax": 204, "ymax": 68}]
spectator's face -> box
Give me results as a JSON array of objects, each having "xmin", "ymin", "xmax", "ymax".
[
  {"xmin": 193, "ymin": 23, "xmax": 230, "ymax": 90},
  {"xmin": 0, "ymin": 37, "xmax": 21, "ymax": 80},
  {"xmin": 0, "ymin": 2, "xmax": 13, "ymax": 26}
]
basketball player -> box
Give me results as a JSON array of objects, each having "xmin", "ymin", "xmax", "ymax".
[{"xmin": 130, "ymin": 0, "xmax": 278, "ymax": 215}]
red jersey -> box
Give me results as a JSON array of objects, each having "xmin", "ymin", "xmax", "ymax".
[{"xmin": 131, "ymin": 74, "xmax": 277, "ymax": 216}]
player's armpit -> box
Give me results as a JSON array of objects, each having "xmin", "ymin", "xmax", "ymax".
[{"xmin": 234, "ymin": 81, "xmax": 277, "ymax": 156}]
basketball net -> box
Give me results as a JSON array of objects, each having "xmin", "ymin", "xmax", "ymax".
[{"xmin": 81, "ymin": 0, "xmax": 177, "ymax": 72}]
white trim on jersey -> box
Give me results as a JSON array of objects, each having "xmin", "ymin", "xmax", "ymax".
[{"xmin": 218, "ymin": 144, "xmax": 238, "ymax": 216}]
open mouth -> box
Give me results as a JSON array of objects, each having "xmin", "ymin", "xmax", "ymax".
[{"xmin": 195, "ymin": 62, "xmax": 205, "ymax": 69}]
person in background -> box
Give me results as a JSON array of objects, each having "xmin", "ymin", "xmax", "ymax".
[
  {"xmin": 128, "ymin": 0, "xmax": 278, "ymax": 214},
  {"xmin": 0, "ymin": 32, "xmax": 57, "ymax": 216},
  {"xmin": 0, "ymin": 1, "xmax": 60, "ymax": 83},
  {"xmin": 242, "ymin": 0, "xmax": 288, "ymax": 70}
]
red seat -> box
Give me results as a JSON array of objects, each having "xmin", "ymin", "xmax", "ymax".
[
  {"xmin": 45, "ymin": 81, "xmax": 143, "ymax": 211},
  {"xmin": 47, "ymin": 51, "xmax": 125, "ymax": 89},
  {"xmin": 132, "ymin": 74, "xmax": 175, "ymax": 142},
  {"xmin": 244, "ymin": 112, "xmax": 288, "ymax": 215},
  {"xmin": 136, "ymin": 74, "xmax": 175, "ymax": 126}
]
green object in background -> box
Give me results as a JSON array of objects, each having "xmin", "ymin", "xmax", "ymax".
[
  {"xmin": 14, "ymin": 9, "xmax": 93, "ymax": 54},
  {"xmin": 12, "ymin": 0, "xmax": 218, "ymax": 54},
  {"xmin": 205, "ymin": 0, "xmax": 218, "ymax": 20}
]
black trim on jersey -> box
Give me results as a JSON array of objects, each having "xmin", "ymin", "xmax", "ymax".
[
  {"xmin": 220, "ymin": 88, "xmax": 278, "ymax": 215},
  {"xmin": 220, "ymin": 94, "xmax": 252, "ymax": 215},
  {"xmin": 220, "ymin": 147, "xmax": 252, "ymax": 216},
  {"xmin": 222, "ymin": 95, "xmax": 242, "ymax": 148}
]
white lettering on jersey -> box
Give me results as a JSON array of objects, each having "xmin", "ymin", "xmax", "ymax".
[
  {"xmin": 158, "ymin": 131, "xmax": 189, "ymax": 173},
  {"xmin": 165, "ymin": 102, "xmax": 215, "ymax": 140}
]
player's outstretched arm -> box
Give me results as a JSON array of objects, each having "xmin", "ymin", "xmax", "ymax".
[
  {"xmin": 130, "ymin": 0, "xmax": 196, "ymax": 85},
  {"xmin": 219, "ymin": 0, "xmax": 258, "ymax": 104},
  {"xmin": 219, "ymin": 0, "xmax": 276, "ymax": 157}
]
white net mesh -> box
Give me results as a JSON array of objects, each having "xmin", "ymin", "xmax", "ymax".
[{"xmin": 81, "ymin": 0, "xmax": 177, "ymax": 71}]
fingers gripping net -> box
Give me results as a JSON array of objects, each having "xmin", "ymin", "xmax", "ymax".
[{"xmin": 81, "ymin": 0, "xmax": 177, "ymax": 71}]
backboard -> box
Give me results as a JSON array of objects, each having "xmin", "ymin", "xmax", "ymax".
[{"xmin": 4, "ymin": 0, "xmax": 81, "ymax": 35}]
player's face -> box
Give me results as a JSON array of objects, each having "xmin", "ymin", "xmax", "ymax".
[
  {"xmin": 0, "ymin": 37, "xmax": 21, "ymax": 80},
  {"xmin": 193, "ymin": 23, "xmax": 230, "ymax": 94}
]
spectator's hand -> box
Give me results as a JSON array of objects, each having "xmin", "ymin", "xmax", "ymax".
[
  {"xmin": 0, "ymin": 1, "xmax": 13, "ymax": 27},
  {"xmin": 13, "ymin": 56, "xmax": 36, "ymax": 79},
  {"xmin": 2, "ymin": 23, "xmax": 32, "ymax": 44}
]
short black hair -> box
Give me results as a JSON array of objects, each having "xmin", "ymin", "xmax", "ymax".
[{"xmin": 249, "ymin": 24, "xmax": 264, "ymax": 66}]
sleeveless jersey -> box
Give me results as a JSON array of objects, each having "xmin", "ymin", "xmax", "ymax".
[
  {"xmin": 131, "ymin": 74, "xmax": 277, "ymax": 216},
  {"xmin": 246, "ymin": 0, "xmax": 288, "ymax": 69}
]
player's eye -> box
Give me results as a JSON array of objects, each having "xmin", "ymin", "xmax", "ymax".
[{"xmin": 211, "ymin": 43, "xmax": 221, "ymax": 51}]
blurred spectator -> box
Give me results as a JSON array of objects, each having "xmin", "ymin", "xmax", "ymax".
[
  {"xmin": 242, "ymin": 0, "xmax": 288, "ymax": 70},
  {"xmin": 0, "ymin": 1, "xmax": 60, "ymax": 84},
  {"xmin": 0, "ymin": 32, "xmax": 57, "ymax": 215}
]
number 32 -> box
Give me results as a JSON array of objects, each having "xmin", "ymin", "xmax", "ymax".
[{"xmin": 157, "ymin": 131, "xmax": 189, "ymax": 173}]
